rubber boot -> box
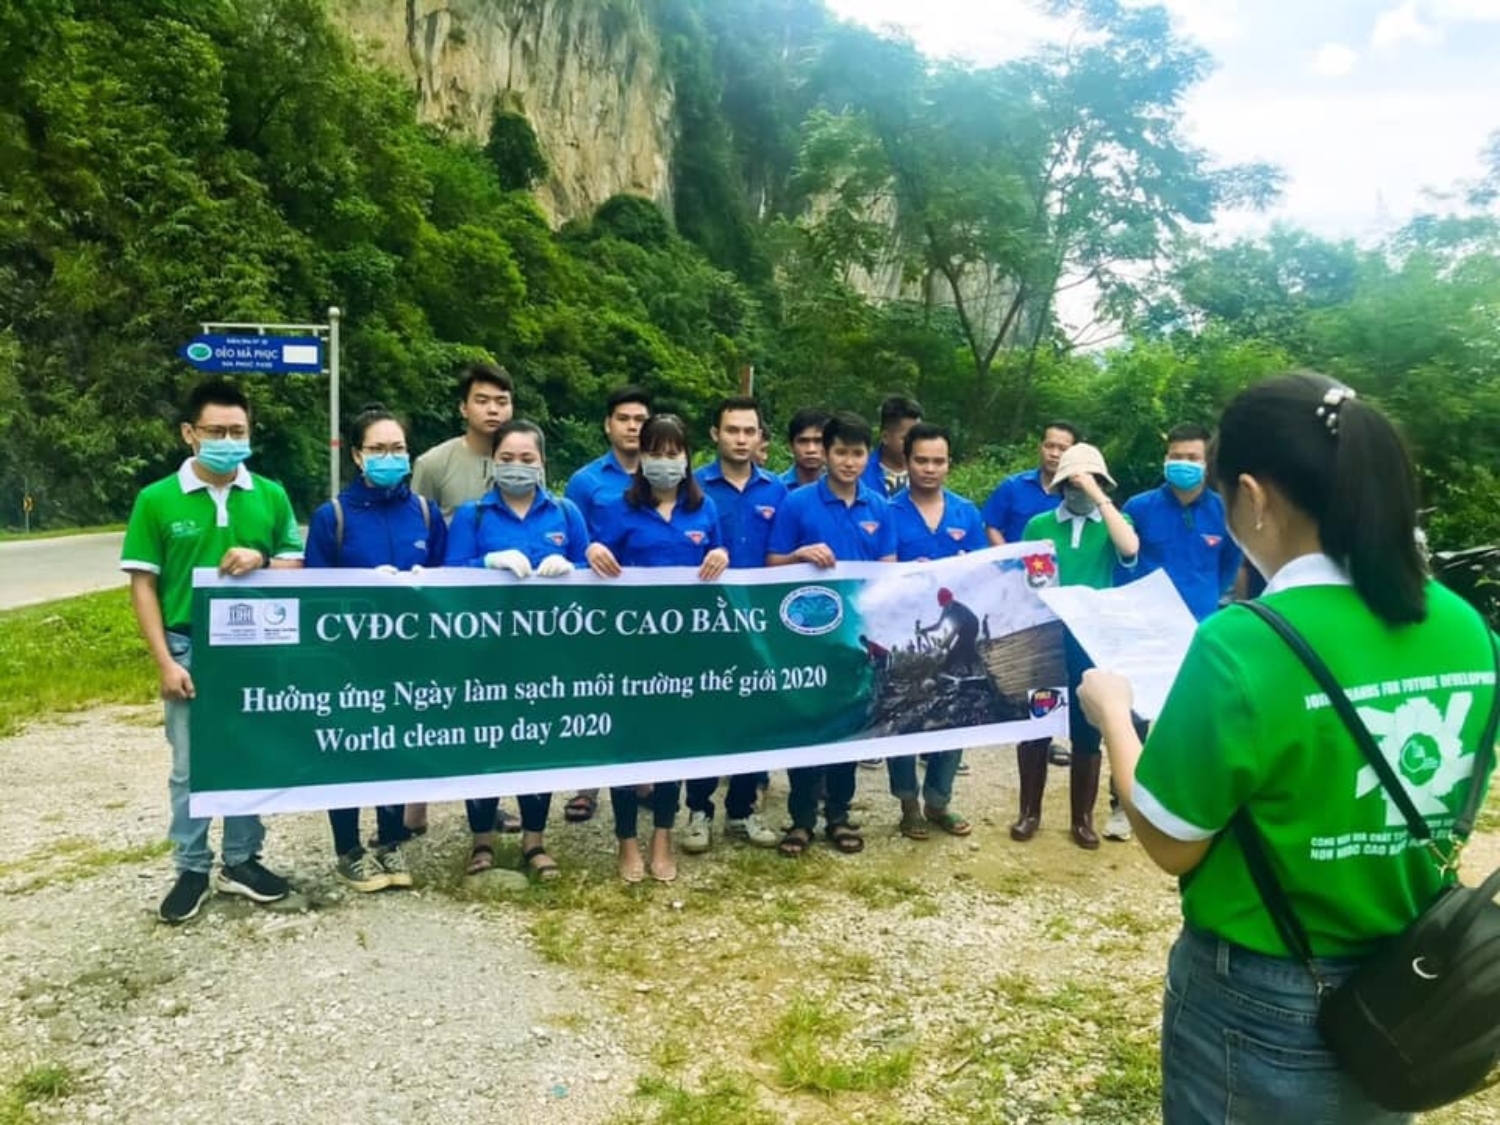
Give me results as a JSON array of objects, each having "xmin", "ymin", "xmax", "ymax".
[
  {"xmin": 1009, "ymin": 740, "xmax": 1050, "ymax": 842},
  {"xmin": 1070, "ymin": 752, "xmax": 1101, "ymax": 850}
]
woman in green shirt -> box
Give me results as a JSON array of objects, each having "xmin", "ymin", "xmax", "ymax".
[{"xmin": 1080, "ymin": 373, "xmax": 1497, "ymax": 1123}]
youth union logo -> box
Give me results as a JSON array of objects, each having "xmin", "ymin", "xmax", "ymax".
[
  {"xmin": 779, "ymin": 586, "xmax": 844, "ymax": 636},
  {"xmin": 185, "ymin": 342, "xmax": 213, "ymax": 363}
]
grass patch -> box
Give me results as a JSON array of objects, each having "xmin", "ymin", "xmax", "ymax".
[
  {"xmin": 1, "ymin": 838, "xmax": 170, "ymax": 894},
  {"xmin": 0, "ymin": 1062, "xmax": 77, "ymax": 1125},
  {"xmin": 0, "ymin": 590, "xmax": 154, "ymax": 736},
  {"xmin": 763, "ymin": 994, "xmax": 915, "ymax": 1094},
  {"xmin": 620, "ymin": 1071, "xmax": 778, "ymax": 1125}
]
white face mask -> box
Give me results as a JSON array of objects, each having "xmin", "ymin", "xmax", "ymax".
[{"xmin": 641, "ymin": 456, "xmax": 688, "ymax": 490}]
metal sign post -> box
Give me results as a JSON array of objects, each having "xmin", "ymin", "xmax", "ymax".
[{"xmin": 184, "ymin": 307, "xmax": 343, "ymax": 499}]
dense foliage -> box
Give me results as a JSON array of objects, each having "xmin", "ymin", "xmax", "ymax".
[{"xmin": 2, "ymin": 0, "xmax": 1496, "ymax": 552}]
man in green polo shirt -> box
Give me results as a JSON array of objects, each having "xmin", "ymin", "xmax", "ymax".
[
  {"xmin": 1011, "ymin": 443, "xmax": 1139, "ymax": 849},
  {"xmin": 120, "ymin": 380, "xmax": 305, "ymax": 923}
]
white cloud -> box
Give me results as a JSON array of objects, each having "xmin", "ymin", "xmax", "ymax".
[
  {"xmin": 1430, "ymin": 0, "xmax": 1500, "ymax": 21},
  {"xmin": 823, "ymin": 0, "xmax": 1068, "ymax": 66},
  {"xmin": 1310, "ymin": 43, "xmax": 1358, "ymax": 77},
  {"xmin": 1371, "ymin": 1, "xmax": 1444, "ymax": 50},
  {"xmin": 1155, "ymin": 0, "xmax": 1245, "ymax": 44}
]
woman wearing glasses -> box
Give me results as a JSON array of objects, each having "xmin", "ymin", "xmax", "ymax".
[{"xmin": 306, "ymin": 405, "xmax": 448, "ymax": 893}]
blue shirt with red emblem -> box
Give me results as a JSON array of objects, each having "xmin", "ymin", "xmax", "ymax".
[
  {"xmin": 766, "ymin": 478, "xmax": 897, "ymax": 563},
  {"xmin": 1117, "ymin": 483, "xmax": 1242, "ymax": 620},
  {"xmin": 696, "ymin": 461, "xmax": 787, "ymax": 569},
  {"xmin": 982, "ymin": 467, "xmax": 1056, "ymax": 544},
  {"xmin": 889, "ymin": 488, "xmax": 987, "ymax": 562},
  {"xmin": 594, "ymin": 492, "xmax": 723, "ymax": 567},
  {"xmin": 446, "ymin": 489, "xmax": 591, "ymax": 568}
]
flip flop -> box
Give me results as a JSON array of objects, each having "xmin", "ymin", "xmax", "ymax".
[
  {"xmin": 899, "ymin": 813, "xmax": 930, "ymax": 841},
  {"xmin": 924, "ymin": 808, "xmax": 973, "ymax": 837}
]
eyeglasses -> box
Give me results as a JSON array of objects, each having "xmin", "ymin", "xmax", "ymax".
[
  {"xmin": 194, "ymin": 425, "xmax": 250, "ymax": 441},
  {"xmin": 360, "ymin": 445, "xmax": 408, "ymax": 456}
]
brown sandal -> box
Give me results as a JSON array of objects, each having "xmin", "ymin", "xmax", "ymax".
[
  {"xmin": 520, "ymin": 846, "xmax": 560, "ymax": 882},
  {"xmin": 465, "ymin": 844, "xmax": 495, "ymax": 875},
  {"xmin": 778, "ymin": 827, "xmax": 814, "ymax": 858},
  {"xmin": 826, "ymin": 821, "xmax": 865, "ymax": 854}
]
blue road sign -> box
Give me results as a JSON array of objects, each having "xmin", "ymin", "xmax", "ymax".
[{"xmin": 180, "ymin": 334, "xmax": 323, "ymax": 374}]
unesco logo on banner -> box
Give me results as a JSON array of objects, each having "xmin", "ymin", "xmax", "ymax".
[
  {"xmin": 778, "ymin": 586, "xmax": 844, "ymax": 637},
  {"xmin": 208, "ymin": 599, "xmax": 301, "ymax": 646}
]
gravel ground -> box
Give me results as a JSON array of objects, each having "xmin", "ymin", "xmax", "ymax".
[
  {"xmin": 0, "ymin": 707, "xmax": 633, "ymax": 1125},
  {"xmin": 4, "ymin": 708, "xmax": 1500, "ymax": 1124}
]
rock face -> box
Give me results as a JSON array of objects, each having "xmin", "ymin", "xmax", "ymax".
[{"xmin": 337, "ymin": 0, "xmax": 675, "ymax": 224}]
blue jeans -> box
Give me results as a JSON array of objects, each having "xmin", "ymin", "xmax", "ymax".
[
  {"xmin": 165, "ymin": 634, "xmax": 265, "ymax": 874},
  {"xmin": 1162, "ymin": 927, "xmax": 1412, "ymax": 1125},
  {"xmin": 886, "ymin": 750, "xmax": 960, "ymax": 806}
]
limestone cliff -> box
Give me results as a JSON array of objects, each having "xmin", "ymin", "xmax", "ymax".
[{"xmin": 336, "ymin": 0, "xmax": 674, "ymax": 223}]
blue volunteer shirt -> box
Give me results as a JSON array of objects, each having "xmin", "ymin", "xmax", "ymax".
[
  {"xmin": 696, "ymin": 461, "xmax": 787, "ymax": 569},
  {"xmin": 564, "ymin": 450, "xmax": 633, "ymax": 533},
  {"xmin": 306, "ymin": 478, "xmax": 447, "ymax": 570},
  {"xmin": 1117, "ymin": 484, "xmax": 1242, "ymax": 620},
  {"xmin": 446, "ymin": 489, "xmax": 591, "ymax": 569},
  {"xmin": 766, "ymin": 478, "xmax": 897, "ymax": 563},
  {"xmin": 982, "ymin": 468, "xmax": 1056, "ymax": 544},
  {"xmin": 890, "ymin": 488, "xmax": 987, "ymax": 562},
  {"xmin": 780, "ymin": 465, "xmax": 821, "ymax": 491},
  {"xmin": 595, "ymin": 492, "xmax": 723, "ymax": 567}
]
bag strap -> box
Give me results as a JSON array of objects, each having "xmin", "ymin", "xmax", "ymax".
[
  {"xmin": 1231, "ymin": 598, "xmax": 1500, "ymax": 982},
  {"xmin": 417, "ymin": 494, "xmax": 431, "ymax": 536},
  {"xmin": 332, "ymin": 497, "xmax": 345, "ymax": 566},
  {"xmin": 1241, "ymin": 600, "xmax": 1500, "ymax": 844}
]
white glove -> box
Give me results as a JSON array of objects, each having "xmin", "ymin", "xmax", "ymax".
[
  {"xmin": 484, "ymin": 549, "xmax": 532, "ymax": 577},
  {"xmin": 374, "ymin": 564, "xmax": 399, "ymax": 575},
  {"xmin": 536, "ymin": 554, "xmax": 573, "ymax": 578}
]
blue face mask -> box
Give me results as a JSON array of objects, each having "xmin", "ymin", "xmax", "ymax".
[
  {"xmin": 363, "ymin": 454, "xmax": 410, "ymax": 490},
  {"xmin": 196, "ymin": 438, "xmax": 252, "ymax": 475},
  {"xmin": 1164, "ymin": 460, "xmax": 1205, "ymax": 491}
]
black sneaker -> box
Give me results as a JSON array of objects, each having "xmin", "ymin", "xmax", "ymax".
[
  {"xmin": 215, "ymin": 858, "xmax": 290, "ymax": 903},
  {"xmin": 158, "ymin": 870, "xmax": 212, "ymax": 924}
]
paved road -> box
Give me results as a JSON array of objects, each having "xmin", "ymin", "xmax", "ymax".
[{"xmin": 0, "ymin": 532, "xmax": 128, "ymax": 611}]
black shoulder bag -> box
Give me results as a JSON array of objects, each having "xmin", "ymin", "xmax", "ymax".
[{"xmin": 1233, "ymin": 600, "xmax": 1500, "ymax": 1112}]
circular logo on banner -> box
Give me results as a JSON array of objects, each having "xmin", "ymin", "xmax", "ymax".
[
  {"xmin": 186, "ymin": 342, "xmax": 213, "ymax": 362},
  {"xmin": 779, "ymin": 586, "xmax": 844, "ymax": 636},
  {"xmin": 261, "ymin": 604, "xmax": 288, "ymax": 626}
]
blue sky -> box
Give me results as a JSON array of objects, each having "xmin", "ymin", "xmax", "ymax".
[{"xmin": 825, "ymin": 0, "xmax": 1500, "ymax": 241}]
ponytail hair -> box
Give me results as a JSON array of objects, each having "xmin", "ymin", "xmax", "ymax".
[{"xmin": 1215, "ymin": 372, "xmax": 1426, "ymax": 625}]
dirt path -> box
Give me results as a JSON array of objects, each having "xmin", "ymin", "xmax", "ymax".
[{"xmin": 3, "ymin": 708, "xmax": 1499, "ymax": 1124}]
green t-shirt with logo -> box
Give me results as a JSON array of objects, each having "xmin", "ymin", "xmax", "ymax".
[
  {"xmin": 120, "ymin": 463, "xmax": 304, "ymax": 630},
  {"xmin": 1021, "ymin": 507, "xmax": 1134, "ymax": 590},
  {"xmin": 1136, "ymin": 580, "xmax": 1498, "ymax": 956}
]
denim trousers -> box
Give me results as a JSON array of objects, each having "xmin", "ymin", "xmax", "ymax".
[
  {"xmin": 1161, "ymin": 926, "xmax": 1412, "ymax": 1125},
  {"xmin": 684, "ymin": 773, "xmax": 760, "ymax": 820},
  {"xmin": 786, "ymin": 761, "xmax": 856, "ymax": 832},
  {"xmin": 609, "ymin": 782, "xmax": 681, "ymax": 839},
  {"xmin": 165, "ymin": 634, "xmax": 265, "ymax": 873},
  {"xmin": 885, "ymin": 749, "xmax": 960, "ymax": 806},
  {"xmin": 465, "ymin": 794, "xmax": 553, "ymax": 835}
]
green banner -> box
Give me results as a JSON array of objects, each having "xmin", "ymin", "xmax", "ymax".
[{"xmin": 189, "ymin": 546, "xmax": 1068, "ymax": 816}]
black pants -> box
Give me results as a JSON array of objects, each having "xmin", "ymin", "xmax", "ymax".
[
  {"xmin": 328, "ymin": 805, "xmax": 406, "ymax": 856},
  {"xmin": 610, "ymin": 782, "xmax": 681, "ymax": 839},
  {"xmin": 786, "ymin": 761, "xmax": 856, "ymax": 832},
  {"xmin": 684, "ymin": 773, "xmax": 760, "ymax": 820},
  {"xmin": 466, "ymin": 794, "xmax": 552, "ymax": 835}
]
